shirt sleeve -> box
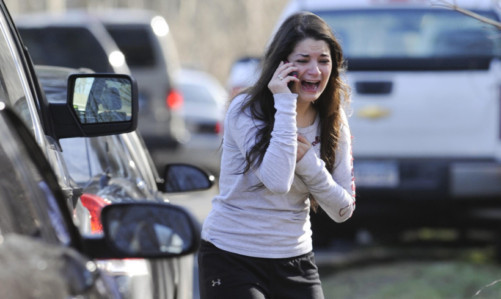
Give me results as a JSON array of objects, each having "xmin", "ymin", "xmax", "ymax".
[
  {"xmin": 226, "ymin": 93, "xmax": 298, "ymax": 194},
  {"xmin": 295, "ymin": 110, "xmax": 356, "ymax": 223}
]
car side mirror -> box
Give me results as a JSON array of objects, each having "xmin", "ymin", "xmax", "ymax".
[
  {"xmin": 49, "ymin": 73, "xmax": 138, "ymax": 139},
  {"xmin": 161, "ymin": 164, "xmax": 215, "ymax": 193},
  {"xmin": 97, "ymin": 202, "xmax": 200, "ymax": 258}
]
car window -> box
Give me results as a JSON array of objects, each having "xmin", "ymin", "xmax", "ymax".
[
  {"xmin": 19, "ymin": 27, "xmax": 112, "ymax": 72},
  {"xmin": 315, "ymin": 8, "xmax": 501, "ymax": 69},
  {"xmin": 61, "ymin": 137, "xmax": 129, "ymax": 184},
  {"xmin": 105, "ymin": 26, "xmax": 156, "ymax": 67},
  {"xmin": 60, "ymin": 135, "xmax": 156, "ymax": 197},
  {"xmin": 0, "ymin": 16, "xmax": 38, "ymax": 135},
  {"xmin": 121, "ymin": 132, "xmax": 159, "ymax": 190},
  {"xmin": 0, "ymin": 113, "xmax": 71, "ymax": 245}
]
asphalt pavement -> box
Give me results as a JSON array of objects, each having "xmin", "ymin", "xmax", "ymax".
[{"xmin": 166, "ymin": 184, "xmax": 217, "ymax": 299}]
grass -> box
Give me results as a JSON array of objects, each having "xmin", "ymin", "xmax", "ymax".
[{"xmin": 318, "ymin": 247, "xmax": 501, "ymax": 299}]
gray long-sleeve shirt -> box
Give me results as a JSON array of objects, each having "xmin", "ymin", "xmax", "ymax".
[{"xmin": 201, "ymin": 93, "xmax": 355, "ymax": 258}]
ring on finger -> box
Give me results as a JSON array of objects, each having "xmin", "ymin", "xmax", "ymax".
[{"xmin": 278, "ymin": 75, "xmax": 283, "ymax": 80}]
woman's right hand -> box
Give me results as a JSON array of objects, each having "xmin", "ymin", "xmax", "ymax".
[
  {"xmin": 297, "ymin": 134, "xmax": 311, "ymax": 162},
  {"xmin": 268, "ymin": 61, "xmax": 299, "ymax": 94}
]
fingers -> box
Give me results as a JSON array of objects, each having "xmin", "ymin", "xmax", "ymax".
[
  {"xmin": 297, "ymin": 134, "xmax": 310, "ymax": 145},
  {"xmin": 268, "ymin": 61, "xmax": 299, "ymax": 94},
  {"xmin": 296, "ymin": 134, "xmax": 312, "ymax": 162}
]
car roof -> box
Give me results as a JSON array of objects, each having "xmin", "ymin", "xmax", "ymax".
[
  {"xmin": 14, "ymin": 10, "xmax": 104, "ymax": 27},
  {"xmin": 283, "ymin": 0, "xmax": 498, "ymax": 11},
  {"xmin": 178, "ymin": 68, "xmax": 228, "ymax": 103},
  {"xmin": 93, "ymin": 8, "xmax": 165, "ymax": 25},
  {"xmin": 179, "ymin": 68, "xmax": 223, "ymax": 87}
]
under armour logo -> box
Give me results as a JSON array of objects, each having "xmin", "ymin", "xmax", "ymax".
[{"xmin": 211, "ymin": 278, "xmax": 222, "ymax": 287}]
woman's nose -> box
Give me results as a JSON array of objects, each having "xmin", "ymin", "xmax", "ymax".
[{"xmin": 307, "ymin": 62, "xmax": 321, "ymax": 76}]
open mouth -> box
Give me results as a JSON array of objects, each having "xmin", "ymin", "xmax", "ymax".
[{"xmin": 301, "ymin": 80, "xmax": 320, "ymax": 92}]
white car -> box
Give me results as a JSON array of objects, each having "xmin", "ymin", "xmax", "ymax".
[{"xmin": 276, "ymin": 0, "xmax": 501, "ymax": 245}]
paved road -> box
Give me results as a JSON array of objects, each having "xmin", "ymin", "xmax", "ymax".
[{"xmin": 166, "ymin": 184, "xmax": 218, "ymax": 299}]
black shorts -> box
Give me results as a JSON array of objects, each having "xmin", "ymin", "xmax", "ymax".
[{"xmin": 198, "ymin": 240, "xmax": 324, "ymax": 299}]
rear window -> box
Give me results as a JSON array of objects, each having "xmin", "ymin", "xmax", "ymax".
[
  {"xmin": 315, "ymin": 9, "xmax": 501, "ymax": 70},
  {"xmin": 19, "ymin": 27, "xmax": 112, "ymax": 72},
  {"xmin": 105, "ymin": 26, "xmax": 156, "ymax": 67}
]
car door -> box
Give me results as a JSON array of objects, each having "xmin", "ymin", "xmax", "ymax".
[{"xmin": 0, "ymin": 104, "xmax": 121, "ymax": 298}]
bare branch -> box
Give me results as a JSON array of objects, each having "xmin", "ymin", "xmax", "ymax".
[{"xmin": 431, "ymin": 0, "xmax": 501, "ymax": 29}]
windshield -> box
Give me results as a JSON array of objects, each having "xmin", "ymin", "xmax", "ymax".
[
  {"xmin": 105, "ymin": 25, "xmax": 156, "ymax": 67},
  {"xmin": 315, "ymin": 8, "xmax": 501, "ymax": 70}
]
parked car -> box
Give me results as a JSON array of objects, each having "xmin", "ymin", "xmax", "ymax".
[
  {"xmin": 0, "ymin": 85, "xmax": 202, "ymax": 298},
  {"xmin": 276, "ymin": 0, "xmax": 501, "ymax": 247},
  {"xmin": 36, "ymin": 64, "xmax": 215, "ymax": 299},
  {"xmin": 15, "ymin": 10, "xmax": 129, "ymax": 74},
  {"xmin": 0, "ymin": 2, "xmax": 207, "ymax": 297},
  {"xmin": 95, "ymin": 9, "xmax": 189, "ymax": 160},
  {"xmin": 153, "ymin": 67, "xmax": 227, "ymax": 175}
]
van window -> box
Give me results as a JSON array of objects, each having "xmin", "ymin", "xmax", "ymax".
[
  {"xmin": 19, "ymin": 27, "xmax": 112, "ymax": 72},
  {"xmin": 105, "ymin": 26, "xmax": 156, "ymax": 67},
  {"xmin": 315, "ymin": 9, "xmax": 501, "ymax": 70}
]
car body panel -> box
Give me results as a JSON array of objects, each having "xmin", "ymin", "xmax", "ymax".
[{"xmin": 0, "ymin": 104, "xmax": 119, "ymax": 298}]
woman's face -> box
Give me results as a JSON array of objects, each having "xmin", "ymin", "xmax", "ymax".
[{"xmin": 287, "ymin": 38, "xmax": 332, "ymax": 104}]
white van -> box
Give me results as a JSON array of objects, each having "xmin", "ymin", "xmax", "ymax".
[{"xmin": 276, "ymin": 0, "xmax": 501, "ymax": 244}]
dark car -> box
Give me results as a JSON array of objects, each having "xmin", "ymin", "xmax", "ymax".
[{"xmin": 0, "ymin": 102, "xmax": 202, "ymax": 298}]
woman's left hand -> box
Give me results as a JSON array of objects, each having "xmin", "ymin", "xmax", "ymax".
[{"xmin": 297, "ymin": 134, "xmax": 311, "ymax": 162}]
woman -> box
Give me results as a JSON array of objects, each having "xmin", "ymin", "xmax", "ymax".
[{"xmin": 198, "ymin": 11, "xmax": 356, "ymax": 299}]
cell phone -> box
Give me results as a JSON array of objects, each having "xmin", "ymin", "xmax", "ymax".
[
  {"xmin": 285, "ymin": 60, "xmax": 298, "ymax": 88},
  {"xmin": 288, "ymin": 71, "xmax": 298, "ymax": 89}
]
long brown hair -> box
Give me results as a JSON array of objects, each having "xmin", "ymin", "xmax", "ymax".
[{"xmin": 238, "ymin": 12, "xmax": 350, "ymax": 209}]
